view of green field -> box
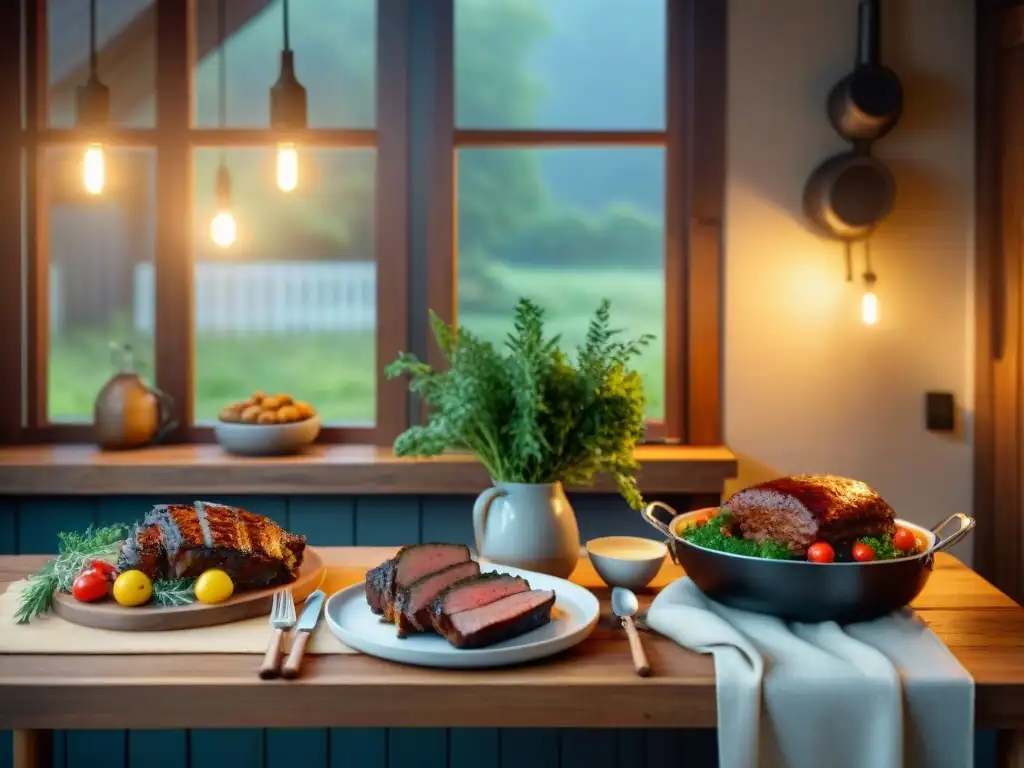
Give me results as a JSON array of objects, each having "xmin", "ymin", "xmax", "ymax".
[{"xmin": 47, "ymin": 0, "xmax": 667, "ymax": 427}]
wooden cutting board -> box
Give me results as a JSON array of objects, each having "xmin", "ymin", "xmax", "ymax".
[{"xmin": 50, "ymin": 548, "xmax": 326, "ymax": 632}]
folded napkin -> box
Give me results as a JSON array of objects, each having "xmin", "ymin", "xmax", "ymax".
[{"xmin": 647, "ymin": 578, "xmax": 974, "ymax": 768}]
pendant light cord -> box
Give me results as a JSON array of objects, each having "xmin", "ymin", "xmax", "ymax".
[
  {"xmin": 283, "ymin": 0, "xmax": 291, "ymax": 51},
  {"xmin": 864, "ymin": 239, "xmax": 874, "ymax": 278},
  {"xmin": 89, "ymin": 0, "xmax": 98, "ymax": 76},
  {"xmin": 217, "ymin": 0, "xmax": 227, "ymax": 163}
]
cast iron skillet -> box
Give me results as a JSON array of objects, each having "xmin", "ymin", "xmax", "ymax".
[{"xmin": 642, "ymin": 502, "xmax": 976, "ymax": 624}]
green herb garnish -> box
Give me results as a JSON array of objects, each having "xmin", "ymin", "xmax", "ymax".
[
  {"xmin": 15, "ymin": 523, "xmax": 127, "ymax": 624},
  {"xmin": 857, "ymin": 532, "xmax": 898, "ymax": 560},
  {"xmin": 682, "ymin": 512, "xmax": 792, "ymax": 560},
  {"xmin": 385, "ymin": 297, "xmax": 653, "ymax": 509},
  {"xmin": 152, "ymin": 578, "xmax": 197, "ymax": 607}
]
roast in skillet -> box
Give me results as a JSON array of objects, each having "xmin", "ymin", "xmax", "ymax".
[{"xmin": 643, "ymin": 474, "xmax": 976, "ymax": 622}]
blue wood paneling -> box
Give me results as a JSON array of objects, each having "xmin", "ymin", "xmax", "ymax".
[
  {"xmin": 330, "ymin": 728, "xmax": 387, "ymax": 768},
  {"xmin": 1, "ymin": 494, "xmax": 1000, "ymax": 768}
]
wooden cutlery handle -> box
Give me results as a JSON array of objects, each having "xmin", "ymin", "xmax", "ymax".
[
  {"xmin": 281, "ymin": 631, "xmax": 311, "ymax": 679},
  {"xmin": 622, "ymin": 617, "xmax": 651, "ymax": 677},
  {"xmin": 259, "ymin": 628, "xmax": 286, "ymax": 680}
]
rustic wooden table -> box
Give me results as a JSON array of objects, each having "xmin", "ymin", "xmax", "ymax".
[{"xmin": 1, "ymin": 547, "xmax": 1023, "ymax": 768}]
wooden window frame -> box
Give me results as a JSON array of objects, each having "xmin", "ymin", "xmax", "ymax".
[
  {"xmin": 421, "ymin": 0, "xmax": 725, "ymax": 446},
  {"xmin": 0, "ymin": 0, "xmax": 724, "ymax": 449}
]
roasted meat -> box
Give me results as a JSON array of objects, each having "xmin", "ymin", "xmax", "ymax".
[
  {"xmin": 393, "ymin": 560, "xmax": 481, "ymax": 637},
  {"xmin": 725, "ymin": 475, "xmax": 896, "ymax": 555},
  {"xmin": 363, "ymin": 542, "xmax": 471, "ymax": 620},
  {"xmin": 436, "ymin": 589, "xmax": 556, "ymax": 649},
  {"xmin": 428, "ymin": 572, "xmax": 531, "ymax": 633},
  {"xmin": 117, "ymin": 501, "xmax": 306, "ymax": 589}
]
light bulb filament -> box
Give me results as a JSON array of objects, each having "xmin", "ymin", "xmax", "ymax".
[
  {"xmin": 276, "ymin": 143, "xmax": 298, "ymax": 192},
  {"xmin": 83, "ymin": 143, "xmax": 105, "ymax": 195}
]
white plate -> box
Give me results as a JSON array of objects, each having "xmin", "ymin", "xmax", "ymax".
[{"xmin": 324, "ymin": 563, "xmax": 601, "ymax": 669}]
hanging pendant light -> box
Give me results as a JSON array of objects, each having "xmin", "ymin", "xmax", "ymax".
[
  {"xmin": 269, "ymin": 0, "xmax": 307, "ymax": 193},
  {"xmin": 77, "ymin": 0, "xmax": 110, "ymax": 195},
  {"xmin": 211, "ymin": 0, "xmax": 236, "ymax": 248}
]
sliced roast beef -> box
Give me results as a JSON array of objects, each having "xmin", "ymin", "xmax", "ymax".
[
  {"xmin": 428, "ymin": 571, "xmax": 531, "ymax": 633},
  {"xmin": 394, "ymin": 560, "xmax": 481, "ymax": 637},
  {"xmin": 365, "ymin": 560, "xmax": 394, "ymax": 615},
  {"xmin": 438, "ymin": 589, "xmax": 556, "ymax": 649},
  {"xmin": 363, "ymin": 542, "xmax": 472, "ymax": 619}
]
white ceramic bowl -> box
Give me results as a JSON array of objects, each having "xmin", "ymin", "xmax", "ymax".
[
  {"xmin": 585, "ymin": 536, "xmax": 668, "ymax": 590},
  {"xmin": 214, "ymin": 415, "xmax": 321, "ymax": 457}
]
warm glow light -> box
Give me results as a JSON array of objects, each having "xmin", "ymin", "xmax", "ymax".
[
  {"xmin": 861, "ymin": 290, "xmax": 879, "ymax": 325},
  {"xmin": 82, "ymin": 143, "xmax": 105, "ymax": 195},
  {"xmin": 276, "ymin": 143, "xmax": 298, "ymax": 192},
  {"xmin": 210, "ymin": 210, "xmax": 237, "ymax": 248}
]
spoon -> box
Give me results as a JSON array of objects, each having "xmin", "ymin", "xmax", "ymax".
[{"xmin": 611, "ymin": 587, "xmax": 651, "ymax": 677}]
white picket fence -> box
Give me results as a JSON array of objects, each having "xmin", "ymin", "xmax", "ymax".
[
  {"xmin": 50, "ymin": 261, "xmax": 377, "ymax": 336},
  {"xmin": 134, "ymin": 261, "xmax": 376, "ymax": 334}
]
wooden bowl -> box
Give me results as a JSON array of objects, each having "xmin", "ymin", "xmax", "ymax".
[{"xmin": 214, "ymin": 415, "xmax": 321, "ymax": 456}]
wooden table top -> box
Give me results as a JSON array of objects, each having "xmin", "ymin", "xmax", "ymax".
[{"xmin": 1, "ymin": 547, "xmax": 1023, "ymax": 731}]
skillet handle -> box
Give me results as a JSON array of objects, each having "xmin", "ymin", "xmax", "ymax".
[
  {"xmin": 641, "ymin": 501, "xmax": 680, "ymax": 539},
  {"xmin": 929, "ymin": 513, "xmax": 976, "ymax": 553}
]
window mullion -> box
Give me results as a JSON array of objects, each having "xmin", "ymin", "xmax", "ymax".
[{"xmin": 155, "ymin": 0, "xmax": 194, "ymax": 440}]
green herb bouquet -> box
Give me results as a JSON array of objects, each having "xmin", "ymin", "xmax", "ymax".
[{"xmin": 384, "ymin": 298, "xmax": 653, "ymax": 509}]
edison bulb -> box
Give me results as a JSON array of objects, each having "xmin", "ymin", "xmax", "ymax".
[
  {"xmin": 210, "ymin": 210, "xmax": 237, "ymax": 248},
  {"xmin": 82, "ymin": 143, "xmax": 105, "ymax": 195},
  {"xmin": 276, "ymin": 143, "xmax": 298, "ymax": 192},
  {"xmin": 861, "ymin": 290, "xmax": 879, "ymax": 325}
]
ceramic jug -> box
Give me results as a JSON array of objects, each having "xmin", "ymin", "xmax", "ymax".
[
  {"xmin": 93, "ymin": 343, "xmax": 177, "ymax": 451},
  {"xmin": 472, "ymin": 481, "xmax": 581, "ymax": 578}
]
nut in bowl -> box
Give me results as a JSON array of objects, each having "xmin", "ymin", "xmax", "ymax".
[
  {"xmin": 215, "ymin": 390, "xmax": 321, "ymax": 457},
  {"xmin": 586, "ymin": 536, "xmax": 668, "ymax": 591}
]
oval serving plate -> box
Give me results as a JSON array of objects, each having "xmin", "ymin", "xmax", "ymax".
[
  {"xmin": 51, "ymin": 548, "xmax": 326, "ymax": 632},
  {"xmin": 325, "ymin": 563, "xmax": 600, "ymax": 669}
]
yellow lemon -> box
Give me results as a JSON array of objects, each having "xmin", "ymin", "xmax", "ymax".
[
  {"xmin": 112, "ymin": 570, "xmax": 153, "ymax": 607},
  {"xmin": 194, "ymin": 569, "xmax": 234, "ymax": 605}
]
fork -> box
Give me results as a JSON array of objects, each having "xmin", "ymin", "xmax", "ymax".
[{"xmin": 259, "ymin": 589, "xmax": 296, "ymax": 680}]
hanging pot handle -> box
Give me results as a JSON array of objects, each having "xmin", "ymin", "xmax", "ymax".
[
  {"xmin": 472, "ymin": 486, "xmax": 507, "ymax": 557},
  {"xmin": 929, "ymin": 513, "xmax": 976, "ymax": 553}
]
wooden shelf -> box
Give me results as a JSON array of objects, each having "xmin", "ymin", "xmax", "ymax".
[{"xmin": 0, "ymin": 444, "xmax": 737, "ymax": 496}]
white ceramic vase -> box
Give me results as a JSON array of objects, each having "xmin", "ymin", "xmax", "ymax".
[{"xmin": 472, "ymin": 481, "xmax": 581, "ymax": 579}]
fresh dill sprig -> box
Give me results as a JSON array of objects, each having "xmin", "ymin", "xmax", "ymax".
[
  {"xmin": 14, "ymin": 523, "xmax": 127, "ymax": 624},
  {"xmin": 152, "ymin": 578, "xmax": 197, "ymax": 607}
]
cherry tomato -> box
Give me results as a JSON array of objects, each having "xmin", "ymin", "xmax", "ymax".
[
  {"xmin": 852, "ymin": 542, "xmax": 875, "ymax": 562},
  {"xmin": 807, "ymin": 541, "xmax": 835, "ymax": 563},
  {"xmin": 893, "ymin": 528, "xmax": 918, "ymax": 553},
  {"xmin": 83, "ymin": 559, "xmax": 119, "ymax": 582},
  {"xmin": 71, "ymin": 570, "xmax": 109, "ymax": 602}
]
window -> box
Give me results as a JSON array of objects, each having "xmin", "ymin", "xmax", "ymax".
[{"xmin": 0, "ymin": 0, "xmax": 723, "ymax": 447}]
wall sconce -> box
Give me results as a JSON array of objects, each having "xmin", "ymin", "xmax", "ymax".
[{"xmin": 801, "ymin": 0, "xmax": 902, "ymax": 324}]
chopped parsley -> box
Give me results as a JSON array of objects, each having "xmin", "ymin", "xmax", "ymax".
[
  {"xmin": 681, "ymin": 512, "xmax": 792, "ymax": 560},
  {"xmin": 857, "ymin": 531, "xmax": 898, "ymax": 560}
]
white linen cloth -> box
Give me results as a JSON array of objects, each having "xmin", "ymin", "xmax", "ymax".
[{"xmin": 646, "ymin": 577, "xmax": 974, "ymax": 768}]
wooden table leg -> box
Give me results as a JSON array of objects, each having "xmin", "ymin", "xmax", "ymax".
[
  {"xmin": 13, "ymin": 729, "xmax": 52, "ymax": 768},
  {"xmin": 997, "ymin": 729, "xmax": 1024, "ymax": 768}
]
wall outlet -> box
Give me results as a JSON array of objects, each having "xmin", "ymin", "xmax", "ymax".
[{"xmin": 925, "ymin": 392, "xmax": 955, "ymax": 432}]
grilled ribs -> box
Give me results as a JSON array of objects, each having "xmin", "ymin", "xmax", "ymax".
[{"xmin": 118, "ymin": 501, "xmax": 306, "ymax": 589}]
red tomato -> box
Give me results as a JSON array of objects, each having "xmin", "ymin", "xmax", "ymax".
[
  {"xmin": 852, "ymin": 542, "xmax": 875, "ymax": 562},
  {"xmin": 83, "ymin": 559, "xmax": 119, "ymax": 581},
  {"xmin": 807, "ymin": 541, "xmax": 835, "ymax": 563},
  {"xmin": 893, "ymin": 528, "xmax": 918, "ymax": 553},
  {"xmin": 72, "ymin": 570, "xmax": 109, "ymax": 602}
]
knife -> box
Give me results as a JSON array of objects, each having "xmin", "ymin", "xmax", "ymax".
[{"xmin": 281, "ymin": 590, "xmax": 326, "ymax": 680}]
